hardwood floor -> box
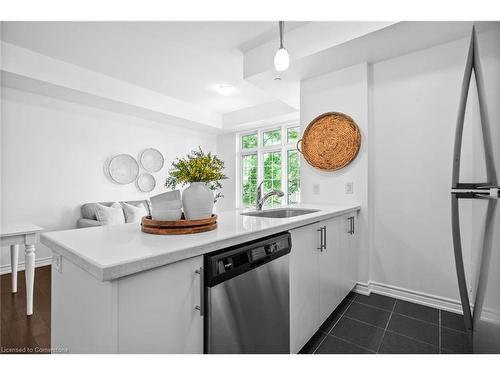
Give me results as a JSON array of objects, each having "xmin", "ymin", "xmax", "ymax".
[{"xmin": 0, "ymin": 266, "xmax": 51, "ymax": 354}]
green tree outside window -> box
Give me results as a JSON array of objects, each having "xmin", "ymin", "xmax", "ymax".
[
  {"xmin": 263, "ymin": 129, "xmax": 281, "ymax": 147},
  {"xmin": 263, "ymin": 151, "xmax": 282, "ymax": 207},
  {"xmin": 242, "ymin": 154, "xmax": 257, "ymax": 206},
  {"xmin": 287, "ymin": 127, "xmax": 300, "ymax": 143},
  {"xmin": 242, "ymin": 134, "xmax": 257, "ymax": 149},
  {"xmin": 287, "ymin": 150, "xmax": 300, "ymax": 204}
]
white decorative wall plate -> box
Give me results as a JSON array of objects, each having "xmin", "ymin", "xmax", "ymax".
[
  {"xmin": 108, "ymin": 154, "xmax": 139, "ymax": 184},
  {"xmin": 140, "ymin": 148, "xmax": 164, "ymax": 173},
  {"xmin": 137, "ymin": 173, "xmax": 156, "ymax": 192}
]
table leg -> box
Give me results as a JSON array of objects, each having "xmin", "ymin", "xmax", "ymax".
[
  {"xmin": 10, "ymin": 244, "xmax": 19, "ymax": 293},
  {"xmin": 25, "ymin": 244, "xmax": 35, "ymax": 316}
]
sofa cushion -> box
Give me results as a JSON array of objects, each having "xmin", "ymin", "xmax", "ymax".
[
  {"xmin": 81, "ymin": 200, "xmax": 150, "ymax": 220},
  {"xmin": 94, "ymin": 202, "xmax": 126, "ymax": 225},
  {"xmin": 81, "ymin": 202, "xmax": 114, "ymax": 220},
  {"xmin": 122, "ymin": 200, "xmax": 151, "ymax": 216},
  {"xmin": 121, "ymin": 202, "xmax": 148, "ymax": 223},
  {"xmin": 77, "ymin": 218, "xmax": 103, "ymax": 228}
]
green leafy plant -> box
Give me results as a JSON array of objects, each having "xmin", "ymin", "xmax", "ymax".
[{"xmin": 165, "ymin": 147, "xmax": 228, "ymax": 202}]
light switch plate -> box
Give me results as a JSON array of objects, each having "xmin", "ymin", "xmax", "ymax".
[
  {"xmin": 345, "ymin": 182, "xmax": 354, "ymax": 194},
  {"xmin": 53, "ymin": 254, "xmax": 62, "ymax": 273},
  {"xmin": 312, "ymin": 184, "xmax": 320, "ymax": 195}
]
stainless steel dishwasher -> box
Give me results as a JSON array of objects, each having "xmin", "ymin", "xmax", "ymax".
[{"xmin": 204, "ymin": 232, "xmax": 291, "ymax": 354}]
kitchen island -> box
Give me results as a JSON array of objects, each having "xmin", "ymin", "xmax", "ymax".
[{"xmin": 41, "ymin": 203, "xmax": 360, "ymax": 353}]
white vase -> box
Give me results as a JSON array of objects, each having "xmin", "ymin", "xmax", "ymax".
[{"xmin": 182, "ymin": 182, "xmax": 214, "ymax": 220}]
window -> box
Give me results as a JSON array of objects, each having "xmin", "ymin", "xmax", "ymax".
[
  {"xmin": 239, "ymin": 125, "xmax": 301, "ymax": 208},
  {"xmin": 241, "ymin": 133, "xmax": 257, "ymax": 149},
  {"xmin": 263, "ymin": 129, "xmax": 281, "ymax": 147}
]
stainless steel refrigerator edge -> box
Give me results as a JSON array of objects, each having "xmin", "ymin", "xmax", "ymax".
[{"xmin": 451, "ymin": 24, "xmax": 500, "ymax": 353}]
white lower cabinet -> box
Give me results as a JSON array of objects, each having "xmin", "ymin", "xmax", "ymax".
[
  {"xmin": 118, "ymin": 255, "xmax": 204, "ymax": 353},
  {"xmin": 289, "ymin": 223, "xmax": 321, "ymax": 354},
  {"xmin": 319, "ymin": 217, "xmax": 344, "ymax": 323},
  {"xmin": 341, "ymin": 212, "xmax": 359, "ymax": 293},
  {"xmin": 52, "ymin": 254, "xmax": 204, "ymax": 353},
  {"xmin": 289, "ymin": 211, "xmax": 359, "ymax": 353}
]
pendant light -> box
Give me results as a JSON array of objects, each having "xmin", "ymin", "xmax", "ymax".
[{"xmin": 274, "ymin": 21, "xmax": 290, "ymax": 71}]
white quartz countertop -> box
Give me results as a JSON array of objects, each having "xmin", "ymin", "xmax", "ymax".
[{"xmin": 41, "ymin": 203, "xmax": 360, "ymax": 281}]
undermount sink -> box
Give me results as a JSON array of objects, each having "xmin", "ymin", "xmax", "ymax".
[{"xmin": 241, "ymin": 208, "xmax": 319, "ymax": 219}]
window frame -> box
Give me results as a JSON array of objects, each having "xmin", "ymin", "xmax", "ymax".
[{"xmin": 237, "ymin": 123, "xmax": 300, "ymax": 209}]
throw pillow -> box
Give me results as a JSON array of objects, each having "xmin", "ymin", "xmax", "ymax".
[
  {"xmin": 121, "ymin": 202, "xmax": 148, "ymax": 223},
  {"xmin": 94, "ymin": 202, "xmax": 126, "ymax": 225}
]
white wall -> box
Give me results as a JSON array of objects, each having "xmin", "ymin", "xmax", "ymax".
[
  {"xmin": 215, "ymin": 132, "xmax": 237, "ymax": 212},
  {"xmin": 300, "ymin": 63, "xmax": 370, "ymax": 283},
  {"xmin": 0, "ymin": 87, "xmax": 216, "ymax": 272}
]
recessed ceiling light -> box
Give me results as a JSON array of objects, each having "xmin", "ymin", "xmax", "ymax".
[
  {"xmin": 215, "ymin": 84, "xmax": 236, "ymax": 96},
  {"xmin": 274, "ymin": 77, "xmax": 282, "ymax": 81}
]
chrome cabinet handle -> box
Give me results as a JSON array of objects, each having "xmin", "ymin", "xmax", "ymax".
[
  {"xmin": 347, "ymin": 216, "xmax": 354, "ymax": 235},
  {"xmin": 317, "ymin": 227, "xmax": 323, "ymax": 251},
  {"xmin": 322, "ymin": 226, "xmax": 327, "ymax": 250},
  {"xmin": 195, "ymin": 267, "xmax": 204, "ymax": 316}
]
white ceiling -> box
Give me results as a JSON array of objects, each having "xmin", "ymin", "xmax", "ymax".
[
  {"xmin": 1, "ymin": 21, "xmax": 303, "ymax": 114},
  {"xmin": 3, "ymin": 21, "xmax": 492, "ymax": 131}
]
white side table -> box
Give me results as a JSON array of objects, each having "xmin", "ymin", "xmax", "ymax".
[{"xmin": 1, "ymin": 222, "xmax": 44, "ymax": 316}]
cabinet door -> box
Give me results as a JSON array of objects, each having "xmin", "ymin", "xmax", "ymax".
[
  {"xmin": 319, "ymin": 216, "xmax": 344, "ymax": 323},
  {"xmin": 341, "ymin": 213, "xmax": 359, "ymax": 294},
  {"xmin": 289, "ymin": 224, "xmax": 320, "ymax": 354},
  {"xmin": 117, "ymin": 255, "xmax": 203, "ymax": 353}
]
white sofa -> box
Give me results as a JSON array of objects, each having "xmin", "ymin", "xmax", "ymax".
[{"xmin": 77, "ymin": 200, "xmax": 151, "ymax": 228}]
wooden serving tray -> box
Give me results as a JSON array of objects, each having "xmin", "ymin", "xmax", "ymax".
[{"xmin": 141, "ymin": 214, "xmax": 218, "ymax": 235}]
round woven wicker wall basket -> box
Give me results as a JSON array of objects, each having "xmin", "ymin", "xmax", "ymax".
[{"xmin": 297, "ymin": 112, "xmax": 361, "ymax": 171}]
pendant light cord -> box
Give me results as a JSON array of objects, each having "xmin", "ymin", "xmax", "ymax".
[{"xmin": 279, "ymin": 21, "xmax": 284, "ymax": 49}]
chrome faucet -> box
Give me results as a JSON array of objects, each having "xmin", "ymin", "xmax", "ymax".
[{"xmin": 256, "ymin": 181, "xmax": 284, "ymax": 211}]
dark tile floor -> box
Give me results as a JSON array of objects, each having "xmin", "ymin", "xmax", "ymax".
[{"xmin": 300, "ymin": 291, "xmax": 472, "ymax": 354}]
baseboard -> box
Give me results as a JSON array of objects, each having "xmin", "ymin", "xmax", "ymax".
[
  {"xmin": 0, "ymin": 256, "xmax": 52, "ymax": 275},
  {"xmin": 354, "ymin": 280, "xmax": 466, "ymax": 314},
  {"xmin": 353, "ymin": 282, "xmax": 371, "ymax": 296}
]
